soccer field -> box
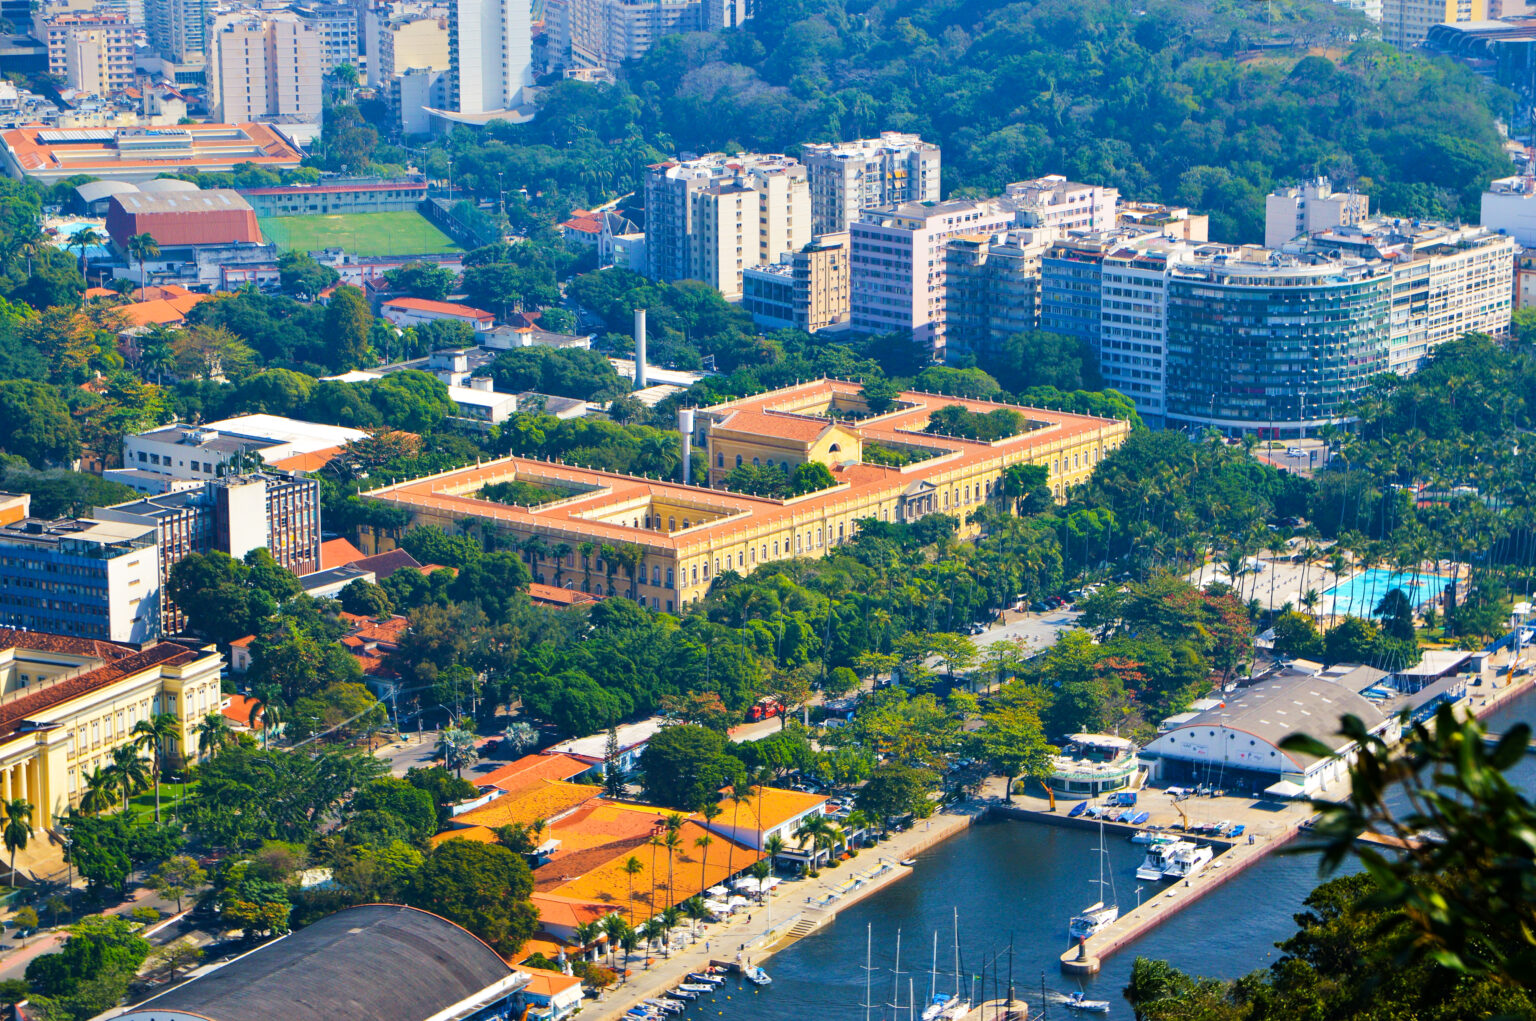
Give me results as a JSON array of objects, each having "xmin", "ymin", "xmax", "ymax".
[{"xmin": 258, "ymin": 211, "xmax": 461, "ymax": 257}]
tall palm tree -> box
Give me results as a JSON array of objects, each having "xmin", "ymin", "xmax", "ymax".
[
  {"xmin": 68, "ymin": 226, "xmax": 103, "ymax": 298},
  {"xmin": 195, "ymin": 712, "xmax": 235, "ymax": 760},
  {"xmin": 572, "ymin": 920, "xmax": 599, "ymax": 962},
  {"xmin": 662, "ymin": 829, "xmax": 682, "ymax": 912},
  {"xmin": 646, "ymin": 832, "xmax": 664, "ymax": 922},
  {"xmin": 132, "ymin": 712, "xmax": 180, "ymax": 823},
  {"xmin": 622, "ymin": 855, "xmax": 644, "ymax": 926},
  {"xmin": 1, "ymin": 799, "xmax": 32, "ymax": 883},
  {"xmin": 725, "ymin": 784, "xmax": 749, "ymax": 877},
  {"xmin": 602, "ymin": 913, "xmax": 627, "ymax": 966},
  {"xmin": 80, "ymin": 767, "xmax": 118, "ymax": 815},
  {"xmin": 693, "ymin": 833, "xmax": 713, "ymax": 897},
  {"xmin": 126, "ymin": 232, "xmax": 159, "ymax": 301},
  {"xmin": 109, "ymin": 743, "xmax": 150, "ymax": 811},
  {"xmin": 763, "ymin": 834, "xmax": 786, "ymax": 871}
]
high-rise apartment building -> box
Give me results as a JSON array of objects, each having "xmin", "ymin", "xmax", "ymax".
[
  {"xmin": 1287, "ymin": 219, "xmax": 1515, "ymax": 372},
  {"xmin": 365, "ymin": 3, "xmax": 450, "ymax": 86},
  {"xmin": 1383, "ymin": 0, "xmax": 1485, "ymax": 46},
  {"xmin": 1263, "ymin": 178, "xmax": 1370, "ymax": 248},
  {"xmin": 1001, "ymin": 175, "xmax": 1119, "ymax": 236},
  {"xmin": 1164, "ymin": 251, "xmax": 1392, "ymax": 436},
  {"xmin": 209, "ymin": 11, "xmax": 323, "ymax": 123},
  {"xmin": 644, "ymin": 154, "xmax": 810, "ymax": 299},
  {"xmin": 37, "ymin": 10, "xmax": 136, "ymax": 95},
  {"xmin": 943, "ymin": 229, "xmax": 1053, "ymax": 363},
  {"xmin": 800, "ymin": 133, "xmax": 941, "ymax": 234},
  {"xmin": 448, "ymin": 0, "xmax": 532, "ymax": 115},
  {"xmin": 145, "ymin": 0, "xmax": 211, "ymax": 63},
  {"xmin": 699, "ymin": 0, "xmax": 749, "ymax": 28},
  {"xmin": 562, "ymin": 0, "xmax": 698, "ymax": 70},
  {"xmin": 293, "ymin": 0, "xmax": 361, "ymax": 73},
  {"xmin": 0, "ymin": 514, "xmax": 161, "ymax": 644},
  {"xmin": 95, "ymin": 472, "xmax": 322, "ymax": 634},
  {"xmin": 849, "ymin": 198, "xmax": 1014, "ymax": 355},
  {"xmin": 741, "ymin": 233, "xmax": 852, "ymax": 333}
]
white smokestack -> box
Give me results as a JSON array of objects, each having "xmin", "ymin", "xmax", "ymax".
[
  {"xmin": 678, "ymin": 407, "xmax": 695, "ymax": 484},
  {"xmin": 633, "ymin": 308, "xmax": 647, "ymax": 390}
]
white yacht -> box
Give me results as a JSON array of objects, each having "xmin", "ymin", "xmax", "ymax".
[
  {"xmin": 1162, "ymin": 841, "xmax": 1214, "ymax": 880},
  {"xmin": 1135, "ymin": 840, "xmax": 1177, "ymax": 881},
  {"xmin": 1069, "ymin": 817, "xmax": 1120, "ymax": 939}
]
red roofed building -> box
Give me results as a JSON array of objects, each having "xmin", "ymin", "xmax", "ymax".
[
  {"xmin": 104, "ymin": 189, "xmax": 263, "ymax": 248},
  {"xmin": 381, "ymin": 297, "xmax": 495, "ymax": 332},
  {"xmin": 319, "ymin": 537, "xmax": 365, "ymax": 570},
  {"xmin": 527, "ymin": 583, "xmax": 600, "ymax": 609}
]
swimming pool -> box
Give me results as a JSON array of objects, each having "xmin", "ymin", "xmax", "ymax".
[
  {"xmin": 1325, "ymin": 568, "xmax": 1452, "ymax": 617},
  {"xmin": 51, "ymin": 220, "xmax": 112, "ymax": 258}
]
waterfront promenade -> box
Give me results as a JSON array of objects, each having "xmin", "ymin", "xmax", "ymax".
[{"xmin": 584, "ymin": 804, "xmax": 984, "ymax": 1021}]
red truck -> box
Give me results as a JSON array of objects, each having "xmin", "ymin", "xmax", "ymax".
[{"xmin": 747, "ymin": 696, "xmax": 786, "ymax": 722}]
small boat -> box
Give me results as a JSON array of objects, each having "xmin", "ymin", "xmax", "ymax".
[
  {"xmin": 1228, "ymin": 824, "xmax": 1245, "ymax": 838},
  {"xmin": 1104, "ymin": 809, "xmax": 1124, "ymax": 822},
  {"xmin": 1129, "ymin": 810, "xmax": 1150, "ymax": 825},
  {"xmin": 1162, "ymin": 841, "xmax": 1213, "ymax": 880},
  {"xmin": 1129, "ymin": 828, "xmax": 1168, "ymax": 845},
  {"xmin": 644, "ymin": 1000, "xmax": 683, "ymax": 1014},
  {"xmin": 688, "ymin": 972, "xmax": 724, "ymax": 984},
  {"xmin": 1135, "ymin": 841, "xmax": 1176, "ymax": 881},
  {"xmin": 1064, "ymin": 990, "xmax": 1112, "ymax": 1013},
  {"xmin": 744, "ymin": 965, "xmax": 772, "ymax": 986},
  {"xmin": 1068, "ymin": 900, "xmax": 1118, "ymax": 940},
  {"xmin": 665, "ymin": 989, "xmax": 697, "ymax": 1000},
  {"xmin": 1068, "ymin": 801, "xmax": 1088, "ymax": 818},
  {"xmin": 900, "ymin": 858, "xmax": 917, "ymax": 867},
  {"xmin": 678, "ymin": 983, "xmax": 715, "ymax": 994}
]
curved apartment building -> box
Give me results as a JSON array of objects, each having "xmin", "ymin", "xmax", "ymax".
[{"xmin": 1164, "ymin": 252, "xmax": 1391, "ymax": 437}]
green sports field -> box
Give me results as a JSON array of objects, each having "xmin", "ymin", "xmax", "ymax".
[{"xmin": 258, "ymin": 211, "xmax": 460, "ymax": 257}]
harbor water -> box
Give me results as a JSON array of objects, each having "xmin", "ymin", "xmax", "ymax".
[{"xmin": 669, "ymin": 690, "xmax": 1536, "ymax": 1020}]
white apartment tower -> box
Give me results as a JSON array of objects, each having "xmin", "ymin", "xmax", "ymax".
[
  {"xmin": 644, "ymin": 154, "xmax": 810, "ymax": 300},
  {"xmin": 1002, "ymin": 175, "xmax": 1119, "ymax": 235},
  {"xmin": 850, "ymin": 198, "xmax": 1014, "ymax": 356},
  {"xmin": 1264, "ymin": 178, "xmax": 1370, "ymax": 248},
  {"xmin": 561, "ymin": 0, "xmax": 698, "ymax": 70},
  {"xmin": 210, "ymin": 12, "xmax": 323, "ymax": 123},
  {"xmin": 145, "ymin": 0, "xmax": 211, "ymax": 63},
  {"xmin": 448, "ymin": 0, "xmax": 532, "ymax": 115},
  {"xmin": 800, "ymin": 132, "xmax": 941, "ymax": 234}
]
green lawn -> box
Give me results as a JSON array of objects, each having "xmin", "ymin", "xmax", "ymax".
[
  {"xmin": 127, "ymin": 780, "xmax": 197, "ymax": 821},
  {"xmin": 258, "ymin": 211, "xmax": 460, "ymax": 257}
]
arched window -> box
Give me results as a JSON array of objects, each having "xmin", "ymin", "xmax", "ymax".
[
  {"xmin": 692, "ymin": 566, "xmax": 698, "ymax": 584},
  {"xmin": 750, "ymin": 548, "xmax": 756, "ymax": 564},
  {"xmin": 752, "ymin": 457, "xmax": 760, "ymax": 467},
  {"xmin": 717, "ymin": 453, "xmax": 724, "ymax": 467},
  {"xmin": 683, "ymin": 519, "xmax": 691, "ymax": 529},
  {"xmin": 816, "ymin": 526, "xmax": 822, "ymax": 546},
  {"xmin": 943, "ymin": 491, "xmax": 949, "ymax": 509},
  {"xmin": 838, "ymin": 523, "xmax": 845, "ymax": 541},
  {"xmin": 652, "ymin": 565, "xmax": 660, "ymax": 585},
  {"xmin": 773, "ymin": 541, "xmax": 779, "ymax": 556},
  {"xmin": 829, "ymin": 443, "xmax": 841, "ymax": 453},
  {"xmin": 666, "ymin": 567, "xmax": 674, "ymax": 586},
  {"xmin": 736, "ymin": 454, "xmax": 743, "ymax": 467},
  {"xmin": 767, "ymin": 459, "xmax": 775, "ymax": 467},
  {"xmin": 668, "ymin": 516, "xmax": 676, "ymax": 531}
]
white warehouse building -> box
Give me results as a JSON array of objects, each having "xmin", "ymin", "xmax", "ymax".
[{"xmin": 1139, "ymin": 675, "xmax": 1398, "ymax": 798}]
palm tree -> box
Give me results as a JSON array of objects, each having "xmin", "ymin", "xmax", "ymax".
[
  {"xmin": 80, "ymin": 767, "xmax": 117, "ymax": 815},
  {"xmin": 132, "ymin": 712, "xmax": 180, "ymax": 823},
  {"xmin": 68, "ymin": 225, "xmax": 103, "ymax": 281},
  {"xmin": 602, "ymin": 913, "xmax": 627, "ymax": 966},
  {"xmin": 795, "ymin": 814, "xmax": 835, "ymax": 869},
  {"xmin": 109, "ymin": 743, "xmax": 150, "ymax": 811},
  {"xmin": 126, "ymin": 232, "xmax": 159, "ymax": 301},
  {"xmin": 662, "ymin": 829, "xmax": 682, "ymax": 912},
  {"xmin": 725, "ymin": 784, "xmax": 749, "ymax": 877},
  {"xmin": 620, "ymin": 927, "xmax": 640, "ymax": 976},
  {"xmin": 763, "ymin": 833, "xmax": 786, "ymax": 871},
  {"xmin": 622, "ymin": 854, "xmax": 644, "ymax": 925},
  {"xmin": 435, "ymin": 723, "xmax": 479, "ymax": 777},
  {"xmin": 693, "ymin": 833, "xmax": 713, "ymax": 897},
  {"xmin": 1, "ymin": 799, "xmax": 32, "ymax": 883},
  {"xmin": 572, "ymin": 920, "xmax": 599, "ymax": 962},
  {"xmin": 195, "ymin": 712, "xmax": 235, "ymax": 760}
]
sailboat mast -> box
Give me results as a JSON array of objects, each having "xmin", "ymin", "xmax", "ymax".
[
  {"xmin": 909, "ymin": 978, "xmax": 916, "ymax": 1021},
  {"xmin": 953, "ymin": 907, "xmax": 962, "ymax": 1000},
  {"xmin": 864, "ymin": 923, "xmax": 874, "ymax": 1021},
  {"xmin": 929, "ymin": 930, "xmax": 938, "ymax": 1008},
  {"xmin": 891, "ymin": 929, "xmax": 903, "ymax": 1014}
]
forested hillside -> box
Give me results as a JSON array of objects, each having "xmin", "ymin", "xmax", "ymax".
[{"xmin": 441, "ymin": 0, "xmax": 1514, "ymax": 242}]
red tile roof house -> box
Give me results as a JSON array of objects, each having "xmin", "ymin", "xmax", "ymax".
[{"xmin": 381, "ymin": 297, "xmax": 496, "ymax": 332}]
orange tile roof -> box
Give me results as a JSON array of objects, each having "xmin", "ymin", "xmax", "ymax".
[
  {"xmin": 118, "ymin": 293, "xmax": 210, "ymax": 328},
  {"xmin": 2, "ymin": 123, "xmax": 303, "ymax": 178},
  {"xmin": 473, "ymin": 752, "xmax": 592, "ymax": 792},
  {"xmin": 432, "ymin": 780, "xmax": 600, "ymax": 844},
  {"xmin": 381, "ymin": 297, "xmax": 494, "ymax": 321},
  {"xmin": 531, "ymin": 893, "xmax": 617, "ymax": 929},
  {"xmin": 269, "ymin": 445, "xmax": 345, "ymax": 472},
  {"xmin": 319, "ymin": 537, "xmax": 365, "ymax": 570},
  {"xmin": 366, "ymin": 380, "xmax": 1129, "ymax": 555},
  {"xmin": 84, "ymin": 286, "xmax": 118, "ymax": 299},
  {"xmin": 712, "ymin": 786, "xmax": 827, "ymax": 834},
  {"xmin": 518, "ymin": 966, "xmax": 584, "ymax": 997},
  {"xmin": 222, "ymin": 693, "xmax": 264, "ymax": 730},
  {"xmin": 517, "ymin": 932, "xmax": 576, "ymax": 964},
  {"xmin": 527, "ymin": 583, "xmax": 600, "ymax": 607}
]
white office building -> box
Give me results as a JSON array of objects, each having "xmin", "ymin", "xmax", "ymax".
[
  {"xmin": 1481, "ymin": 175, "xmax": 1536, "ymax": 247},
  {"xmin": 849, "ymin": 198, "xmax": 1014, "ymax": 356},
  {"xmin": 0, "ymin": 514, "xmax": 162, "ymax": 644},
  {"xmin": 114, "ymin": 415, "xmax": 369, "ymax": 492},
  {"xmin": 800, "ymin": 132, "xmax": 941, "ymax": 234}
]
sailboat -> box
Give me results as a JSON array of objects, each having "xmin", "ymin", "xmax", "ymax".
[
  {"xmin": 1069, "ymin": 815, "xmax": 1120, "ymax": 940},
  {"xmin": 920, "ymin": 909, "xmax": 970, "ymax": 1020}
]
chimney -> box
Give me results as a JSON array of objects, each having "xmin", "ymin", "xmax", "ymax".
[
  {"xmin": 678, "ymin": 407, "xmax": 695, "ymax": 484},
  {"xmin": 633, "ymin": 308, "xmax": 647, "ymax": 390}
]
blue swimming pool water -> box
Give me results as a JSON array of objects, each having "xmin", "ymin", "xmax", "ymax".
[
  {"xmin": 52, "ymin": 220, "xmax": 112, "ymax": 258},
  {"xmin": 1325, "ymin": 569, "xmax": 1451, "ymax": 617}
]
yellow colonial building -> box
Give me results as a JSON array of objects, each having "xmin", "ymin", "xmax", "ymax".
[
  {"xmin": 0, "ymin": 630, "xmax": 223, "ymax": 829},
  {"xmin": 361, "ymin": 380, "xmax": 1130, "ymax": 613}
]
